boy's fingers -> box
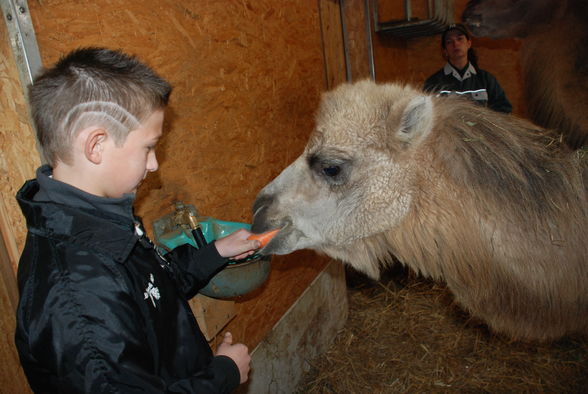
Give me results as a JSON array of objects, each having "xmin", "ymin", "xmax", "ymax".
[
  {"xmin": 230, "ymin": 250, "xmax": 256, "ymax": 260},
  {"xmin": 236, "ymin": 238, "xmax": 259, "ymax": 252}
]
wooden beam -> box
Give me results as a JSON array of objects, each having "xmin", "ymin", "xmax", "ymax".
[
  {"xmin": 319, "ymin": 0, "xmax": 348, "ymax": 89},
  {"xmin": 341, "ymin": 0, "xmax": 374, "ymax": 81},
  {"xmin": 0, "ymin": 208, "xmax": 30, "ymax": 393}
]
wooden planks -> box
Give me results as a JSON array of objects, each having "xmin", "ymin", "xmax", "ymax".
[
  {"xmin": 342, "ymin": 0, "xmax": 373, "ymax": 82},
  {"xmin": 319, "ymin": 0, "xmax": 347, "ymax": 89},
  {"xmin": 0, "ymin": 7, "xmax": 37, "ymax": 389},
  {"xmin": 211, "ymin": 251, "xmax": 332, "ymax": 350},
  {"xmin": 0, "ymin": 8, "xmax": 40, "ymax": 272},
  {"xmin": 22, "ymin": 0, "xmax": 333, "ymax": 352}
]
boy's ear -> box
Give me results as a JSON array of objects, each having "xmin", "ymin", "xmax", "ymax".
[{"xmin": 84, "ymin": 128, "xmax": 108, "ymax": 164}]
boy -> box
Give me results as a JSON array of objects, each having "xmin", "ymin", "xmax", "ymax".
[{"xmin": 15, "ymin": 47, "xmax": 259, "ymax": 393}]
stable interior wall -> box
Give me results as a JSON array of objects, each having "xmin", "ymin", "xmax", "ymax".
[
  {"xmin": 1, "ymin": 0, "xmax": 336, "ymax": 355},
  {"xmin": 372, "ymin": 0, "xmax": 525, "ymax": 116},
  {"xmin": 0, "ymin": 7, "xmax": 41, "ymax": 392}
]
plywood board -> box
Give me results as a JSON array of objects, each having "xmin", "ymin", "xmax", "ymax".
[
  {"xmin": 22, "ymin": 0, "xmax": 333, "ymax": 353},
  {"xmin": 342, "ymin": 0, "xmax": 373, "ymax": 81},
  {"xmin": 237, "ymin": 259, "xmax": 348, "ymax": 394},
  {"xmin": 190, "ymin": 295, "xmax": 236, "ymax": 341},
  {"xmin": 19, "ymin": 0, "xmax": 327, "ymax": 236},
  {"xmin": 1, "ymin": 1, "xmax": 347, "ymax": 389},
  {"xmin": 211, "ymin": 251, "xmax": 332, "ymax": 350},
  {"xmin": 319, "ymin": 0, "xmax": 348, "ymax": 89},
  {"xmin": 0, "ymin": 7, "xmax": 40, "ymax": 271},
  {"xmin": 0, "ymin": 7, "xmax": 40, "ymax": 390},
  {"xmin": 0, "ymin": 5, "xmax": 38, "ymax": 391}
]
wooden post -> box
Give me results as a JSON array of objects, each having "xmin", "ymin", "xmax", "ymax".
[{"xmin": 319, "ymin": 0, "xmax": 348, "ymax": 89}]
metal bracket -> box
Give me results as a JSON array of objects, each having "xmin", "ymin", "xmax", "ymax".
[
  {"xmin": 372, "ymin": 0, "xmax": 454, "ymax": 38},
  {"xmin": 1, "ymin": 0, "xmax": 45, "ymax": 162},
  {"xmin": 1, "ymin": 0, "xmax": 43, "ymax": 89}
]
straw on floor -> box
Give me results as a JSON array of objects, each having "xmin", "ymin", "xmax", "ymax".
[{"xmin": 296, "ymin": 264, "xmax": 588, "ymax": 393}]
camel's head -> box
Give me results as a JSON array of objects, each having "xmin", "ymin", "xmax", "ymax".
[
  {"xmin": 251, "ymin": 80, "xmax": 435, "ymax": 276},
  {"xmin": 462, "ymin": 0, "xmax": 556, "ymax": 39}
]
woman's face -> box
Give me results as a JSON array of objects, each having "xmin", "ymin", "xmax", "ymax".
[{"xmin": 443, "ymin": 30, "xmax": 472, "ymax": 63}]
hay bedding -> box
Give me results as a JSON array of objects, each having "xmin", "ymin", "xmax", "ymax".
[{"xmin": 296, "ymin": 264, "xmax": 588, "ymax": 393}]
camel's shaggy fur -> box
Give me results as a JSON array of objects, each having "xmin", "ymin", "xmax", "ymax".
[
  {"xmin": 252, "ymin": 80, "xmax": 588, "ymax": 341},
  {"xmin": 463, "ymin": 0, "xmax": 588, "ymax": 149}
]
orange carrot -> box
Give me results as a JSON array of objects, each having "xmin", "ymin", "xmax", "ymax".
[{"xmin": 247, "ymin": 229, "xmax": 280, "ymax": 248}]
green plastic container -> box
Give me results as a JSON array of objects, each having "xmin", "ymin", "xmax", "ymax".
[{"xmin": 152, "ymin": 204, "xmax": 271, "ymax": 299}]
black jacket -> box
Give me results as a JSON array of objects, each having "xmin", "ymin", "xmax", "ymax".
[
  {"xmin": 15, "ymin": 166, "xmax": 240, "ymax": 393},
  {"xmin": 423, "ymin": 62, "xmax": 512, "ymax": 114}
]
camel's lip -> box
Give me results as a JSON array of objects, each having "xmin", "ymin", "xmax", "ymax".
[
  {"xmin": 462, "ymin": 7, "xmax": 483, "ymax": 30},
  {"xmin": 466, "ymin": 20, "xmax": 482, "ymax": 28},
  {"xmin": 258, "ymin": 225, "xmax": 289, "ymax": 254},
  {"xmin": 252, "ymin": 203, "xmax": 266, "ymax": 218},
  {"xmin": 462, "ymin": 14, "xmax": 482, "ymax": 29}
]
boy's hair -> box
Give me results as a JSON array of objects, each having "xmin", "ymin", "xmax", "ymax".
[{"xmin": 29, "ymin": 47, "xmax": 172, "ymax": 167}]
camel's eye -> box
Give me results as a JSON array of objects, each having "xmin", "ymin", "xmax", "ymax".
[
  {"xmin": 308, "ymin": 152, "xmax": 351, "ymax": 187},
  {"xmin": 323, "ymin": 166, "xmax": 341, "ymax": 177}
]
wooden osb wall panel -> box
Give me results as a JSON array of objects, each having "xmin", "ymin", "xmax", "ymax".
[
  {"xmin": 371, "ymin": 31, "xmax": 409, "ymax": 82},
  {"xmin": 369, "ymin": 0, "xmax": 409, "ymax": 82},
  {"xmin": 371, "ymin": 0, "xmax": 525, "ymax": 116},
  {"xmin": 212, "ymin": 251, "xmax": 333, "ymax": 350},
  {"xmin": 26, "ymin": 0, "xmax": 324, "ymax": 228},
  {"xmin": 376, "ymin": 0, "xmax": 432, "ymax": 21},
  {"xmin": 0, "ymin": 8, "xmax": 37, "ymax": 393},
  {"xmin": 25, "ymin": 0, "xmax": 332, "ymax": 350},
  {"xmin": 342, "ymin": 0, "xmax": 372, "ymax": 82},
  {"xmin": 0, "ymin": 275, "xmax": 30, "ymax": 393},
  {"xmin": 319, "ymin": 0, "xmax": 347, "ymax": 89},
  {"xmin": 320, "ymin": 0, "xmax": 373, "ymax": 86},
  {"xmin": 0, "ymin": 18, "xmax": 41, "ymax": 273},
  {"xmin": 0, "ymin": 256, "xmax": 30, "ymax": 393}
]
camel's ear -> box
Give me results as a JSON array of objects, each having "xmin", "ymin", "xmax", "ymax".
[{"xmin": 396, "ymin": 95, "xmax": 433, "ymax": 143}]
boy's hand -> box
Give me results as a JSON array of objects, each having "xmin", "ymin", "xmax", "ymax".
[
  {"xmin": 216, "ymin": 332, "xmax": 251, "ymax": 384},
  {"xmin": 214, "ymin": 229, "xmax": 260, "ymax": 260}
]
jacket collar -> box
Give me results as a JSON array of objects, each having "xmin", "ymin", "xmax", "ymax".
[
  {"xmin": 444, "ymin": 62, "xmax": 477, "ymax": 82},
  {"xmin": 16, "ymin": 166, "xmax": 140, "ymax": 263}
]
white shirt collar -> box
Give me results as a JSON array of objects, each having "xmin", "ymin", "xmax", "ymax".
[{"xmin": 443, "ymin": 62, "xmax": 477, "ymax": 82}]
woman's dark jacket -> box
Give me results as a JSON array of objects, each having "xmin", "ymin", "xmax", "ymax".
[
  {"xmin": 14, "ymin": 165, "xmax": 240, "ymax": 393},
  {"xmin": 423, "ymin": 62, "xmax": 513, "ymax": 114}
]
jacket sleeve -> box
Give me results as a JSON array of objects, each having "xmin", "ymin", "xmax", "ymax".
[
  {"xmin": 485, "ymin": 72, "xmax": 513, "ymax": 113},
  {"xmin": 166, "ymin": 242, "xmax": 228, "ymax": 299},
  {"xmin": 423, "ymin": 72, "xmax": 440, "ymax": 93}
]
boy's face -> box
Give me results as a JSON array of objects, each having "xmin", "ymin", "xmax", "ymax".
[{"xmin": 99, "ymin": 109, "xmax": 164, "ymax": 198}]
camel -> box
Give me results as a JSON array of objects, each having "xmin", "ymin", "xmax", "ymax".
[
  {"xmin": 462, "ymin": 0, "xmax": 588, "ymax": 149},
  {"xmin": 252, "ymin": 80, "xmax": 588, "ymax": 341}
]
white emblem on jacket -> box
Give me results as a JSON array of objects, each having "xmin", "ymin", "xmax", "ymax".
[{"xmin": 143, "ymin": 274, "xmax": 160, "ymax": 308}]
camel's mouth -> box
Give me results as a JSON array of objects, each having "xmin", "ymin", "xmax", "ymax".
[
  {"xmin": 251, "ymin": 201, "xmax": 293, "ymax": 255},
  {"xmin": 465, "ymin": 19, "xmax": 481, "ymax": 28},
  {"xmin": 256, "ymin": 222, "xmax": 297, "ymax": 256},
  {"xmin": 462, "ymin": 14, "xmax": 484, "ymax": 35}
]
